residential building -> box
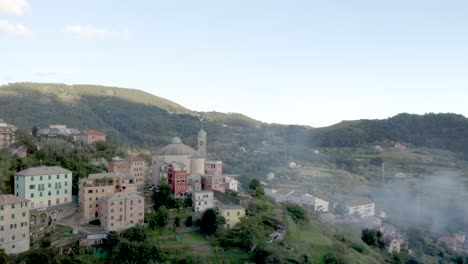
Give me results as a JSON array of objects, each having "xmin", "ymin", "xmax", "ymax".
[
  {"xmin": 108, "ymin": 156, "xmax": 148, "ymax": 190},
  {"xmin": 108, "ymin": 160, "xmax": 131, "ymax": 174},
  {"xmin": 205, "ymin": 160, "xmax": 222, "ymax": 175},
  {"xmin": 15, "ymin": 166, "xmax": 72, "ymax": 209},
  {"xmin": 128, "ymin": 156, "xmax": 148, "ymax": 190},
  {"xmin": 8, "ymin": 144, "xmax": 27, "ymax": 158},
  {"xmin": 218, "ymin": 205, "xmax": 245, "ymax": 229},
  {"xmin": 160, "ymin": 162, "xmax": 189, "ymax": 197},
  {"xmin": 0, "ymin": 122, "xmax": 16, "ymax": 149},
  {"xmin": 0, "ymin": 195, "xmax": 30, "ymax": 254},
  {"xmin": 192, "ymin": 191, "xmax": 213, "ymax": 213},
  {"xmin": 151, "ymin": 130, "xmax": 206, "ymax": 184},
  {"xmin": 265, "ymin": 188, "xmax": 329, "ymax": 213},
  {"xmin": 225, "ymin": 176, "xmax": 239, "ymax": 192},
  {"xmin": 201, "ymin": 175, "xmax": 226, "ymax": 193},
  {"xmin": 384, "ymin": 235, "xmax": 402, "ymax": 253},
  {"xmin": 37, "ymin": 125, "xmax": 80, "ymax": 140},
  {"xmin": 79, "ymin": 172, "xmax": 137, "ymax": 220},
  {"xmin": 345, "ymin": 198, "xmax": 375, "ymax": 217},
  {"xmin": 98, "ymin": 192, "xmax": 144, "ymax": 231},
  {"xmin": 79, "ymin": 129, "xmax": 106, "ymax": 145}
]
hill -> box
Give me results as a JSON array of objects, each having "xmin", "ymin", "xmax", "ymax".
[{"xmin": 1, "ymin": 82, "xmax": 468, "ymax": 161}]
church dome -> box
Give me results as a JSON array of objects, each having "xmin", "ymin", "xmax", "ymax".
[{"xmin": 156, "ymin": 137, "xmax": 199, "ymax": 156}]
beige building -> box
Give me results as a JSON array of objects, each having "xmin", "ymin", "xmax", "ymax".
[
  {"xmin": 192, "ymin": 190, "xmax": 213, "ymax": 213},
  {"xmin": 79, "ymin": 172, "xmax": 137, "ymax": 221},
  {"xmin": 98, "ymin": 192, "xmax": 144, "ymax": 231},
  {"xmin": 218, "ymin": 205, "xmax": 245, "ymax": 229},
  {"xmin": 15, "ymin": 166, "xmax": 72, "ymax": 209},
  {"xmin": 346, "ymin": 198, "xmax": 375, "ymax": 217},
  {"xmin": 151, "ymin": 134, "xmax": 206, "ymax": 184},
  {"xmin": 0, "ymin": 195, "xmax": 30, "ymax": 254},
  {"xmin": 0, "ymin": 122, "xmax": 16, "ymax": 150},
  {"xmin": 205, "ymin": 160, "xmax": 222, "ymax": 176}
]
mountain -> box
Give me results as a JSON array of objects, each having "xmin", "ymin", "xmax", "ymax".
[{"xmin": 1, "ymin": 82, "xmax": 468, "ymax": 160}]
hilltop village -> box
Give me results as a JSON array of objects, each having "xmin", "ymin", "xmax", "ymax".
[{"xmin": 0, "ymin": 119, "xmax": 467, "ymax": 263}]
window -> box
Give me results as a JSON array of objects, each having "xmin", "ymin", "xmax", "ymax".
[
  {"xmin": 40, "ymin": 192, "xmax": 43, "ymax": 197},
  {"xmin": 11, "ymin": 204, "xmax": 15, "ymax": 209},
  {"xmin": 48, "ymin": 175, "xmax": 51, "ymax": 180},
  {"xmin": 40, "ymin": 176, "xmax": 43, "ymax": 180},
  {"xmin": 31, "ymin": 176, "xmax": 34, "ymax": 181},
  {"xmin": 111, "ymin": 216, "xmax": 114, "ymax": 220},
  {"xmin": 12, "ymin": 235, "xmax": 15, "ymax": 240},
  {"xmin": 0, "ymin": 216, "xmax": 3, "ymax": 221},
  {"xmin": 29, "ymin": 185, "xmax": 35, "ymax": 189},
  {"xmin": 48, "ymin": 183, "xmax": 51, "ymax": 188},
  {"xmin": 30, "ymin": 193, "xmax": 34, "ymax": 198},
  {"xmin": 111, "ymin": 209, "xmax": 114, "ymax": 213},
  {"xmin": 0, "ymin": 226, "xmax": 3, "ymax": 231},
  {"xmin": 65, "ymin": 190, "xmax": 68, "ymax": 194},
  {"xmin": 89, "ymin": 205, "xmax": 92, "ymax": 208},
  {"xmin": 96, "ymin": 197, "xmax": 98, "ymax": 201},
  {"xmin": 56, "ymin": 190, "xmax": 59, "ymax": 195},
  {"xmin": 227, "ymin": 212, "xmax": 230, "ymax": 216},
  {"xmin": 111, "ymin": 202, "xmax": 114, "ymax": 206},
  {"xmin": 22, "ymin": 212, "xmax": 26, "ymax": 217},
  {"xmin": 237, "ymin": 211, "xmax": 240, "ymax": 216},
  {"xmin": 0, "ymin": 205, "xmax": 2, "ymax": 210},
  {"xmin": 65, "ymin": 182, "xmax": 68, "ymax": 186},
  {"xmin": 89, "ymin": 197, "xmax": 92, "ymax": 201},
  {"xmin": 48, "ymin": 191, "xmax": 51, "ymax": 196},
  {"xmin": 57, "ymin": 175, "xmax": 60, "ymax": 179},
  {"xmin": 96, "ymin": 204, "xmax": 98, "ymax": 207},
  {"xmin": 65, "ymin": 174, "xmax": 68, "ymax": 178}
]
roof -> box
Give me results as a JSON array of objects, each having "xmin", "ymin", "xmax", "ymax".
[
  {"xmin": 198, "ymin": 129, "xmax": 207, "ymax": 137},
  {"xmin": 155, "ymin": 137, "xmax": 200, "ymax": 156},
  {"xmin": 82, "ymin": 129, "xmax": 105, "ymax": 136},
  {"xmin": 277, "ymin": 189, "xmax": 295, "ymax": 196},
  {"xmin": 128, "ymin": 156, "xmax": 145, "ymax": 163},
  {"xmin": 101, "ymin": 192, "xmax": 143, "ymax": 202},
  {"xmin": 109, "ymin": 160, "xmax": 130, "ymax": 166},
  {"xmin": 88, "ymin": 172, "xmax": 133, "ymax": 180},
  {"xmin": 0, "ymin": 195, "xmax": 29, "ymax": 206},
  {"xmin": 438, "ymin": 236, "xmax": 458, "ymax": 245},
  {"xmin": 193, "ymin": 190, "xmax": 213, "ymax": 194},
  {"xmin": 205, "ymin": 160, "xmax": 222, "ymax": 164},
  {"xmin": 16, "ymin": 166, "xmax": 71, "ymax": 176},
  {"xmin": 346, "ymin": 197, "xmax": 374, "ymax": 207},
  {"xmin": 86, "ymin": 233, "xmax": 107, "ymax": 240},
  {"xmin": 219, "ymin": 204, "xmax": 244, "ymax": 210}
]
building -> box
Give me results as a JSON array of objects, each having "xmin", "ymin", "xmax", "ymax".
[
  {"xmin": 98, "ymin": 192, "xmax": 144, "ymax": 231},
  {"xmin": 160, "ymin": 162, "xmax": 189, "ymax": 197},
  {"xmin": 128, "ymin": 156, "xmax": 148, "ymax": 190},
  {"xmin": 225, "ymin": 176, "xmax": 239, "ymax": 192},
  {"xmin": 108, "ymin": 156, "xmax": 148, "ymax": 190},
  {"xmin": 8, "ymin": 144, "xmax": 27, "ymax": 158},
  {"xmin": 37, "ymin": 125, "xmax": 80, "ymax": 140},
  {"xmin": 201, "ymin": 175, "xmax": 226, "ymax": 193},
  {"xmin": 192, "ymin": 191, "xmax": 213, "ymax": 213},
  {"xmin": 265, "ymin": 188, "xmax": 329, "ymax": 213},
  {"xmin": 79, "ymin": 129, "xmax": 106, "ymax": 145},
  {"xmin": 108, "ymin": 160, "xmax": 131, "ymax": 174},
  {"xmin": 218, "ymin": 205, "xmax": 245, "ymax": 229},
  {"xmin": 345, "ymin": 198, "xmax": 375, "ymax": 217},
  {"xmin": 79, "ymin": 172, "xmax": 137, "ymax": 220},
  {"xmin": 0, "ymin": 122, "xmax": 16, "ymax": 149},
  {"xmin": 384, "ymin": 235, "xmax": 402, "ymax": 253},
  {"xmin": 205, "ymin": 160, "xmax": 222, "ymax": 175},
  {"xmin": 0, "ymin": 195, "xmax": 30, "ymax": 254},
  {"xmin": 151, "ymin": 132, "xmax": 206, "ymax": 184},
  {"xmin": 15, "ymin": 166, "xmax": 72, "ymax": 209}
]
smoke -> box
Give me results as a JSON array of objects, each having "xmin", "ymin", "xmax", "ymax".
[{"xmin": 371, "ymin": 170, "xmax": 468, "ymax": 235}]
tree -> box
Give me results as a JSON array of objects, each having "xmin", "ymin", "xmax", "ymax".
[
  {"xmin": 104, "ymin": 231, "xmax": 121, "ymax": 248},
  {"xmin": 248, "ymin": 178, "xmax": 265, "ymax": 197},
  {"xmin": 125, "ymin": 225, "xmax": 148, "ymax": 242},
  {"xmin": 151, "ymin": 181, "xmax": 175, "ymax": 210},
  {"xmin": 152, "ymin": 206, "xmax": 169, "ymax": 229},
  {"xmin": 361, "ymin": 228, "xmax": 386, "ymax": 249},
  {"xmin": 200, "ymin": 208, "xmax": 225, "ymax": 236},
  {"xmin": 285, "ymin": 203, "xmax": 308, "ymax": 223},
  {"xmin": 174, "ymin": 216, "xmax": 180, "ymax": 228},
  {"xmin": 185, "ymin": 216, "xmax": 193, "ymax": 227},
  {"xmin": 0, "ymin": 249, "xmax": 7, "ymax": 264},
  {"xmin": 15, "ymin": 129, "xmax": 37, "ymax": 154}
]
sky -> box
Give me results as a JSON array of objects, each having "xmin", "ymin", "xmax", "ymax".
[{"xmin": 1, "ymin": 0, "xmax": 467, "ymax": 127}]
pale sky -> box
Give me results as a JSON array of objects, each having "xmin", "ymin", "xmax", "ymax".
[{"xmin": 1, "ymin": 0, "xmax": 467, "ymax": 127}]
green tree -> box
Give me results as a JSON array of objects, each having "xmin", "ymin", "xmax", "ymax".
[
  {"xmin": 361, "ymin": 228, "xmax": 386, "ymax": 249},
  {"xmin": 15, "ymin": 129, "xmax": 37, "ymax": 154},
  {"xmin": 200, "ymin": 208, "xmax": 226, "ymax": 236},
  {"xmin": 0, "ymin": 249, "xmax": 7, "ymax": 264},
  {"xmin": 151, "ymin": 181, "xmax": 175, "ymax": 210},
  {"xmin": 185, "ymin": 216, "xmax": 193, "ymax": 227},
  {"xmin": 285, "ymin": 203, "xmax": 308, "ymax": 223},
  {"xmin": 153, "ymin": 206, "xmax": 169, "ymax": 229},
  {"xmin": 125, "ymin": 225, "xmax": 148, "ymax": 242},
  {"xmin": 248, "ymin": 178, "xmax": 265, "ymax": 197},
  {"xmin": 174, "ymin": 216, "xmax": 180, "ymax": 228}
]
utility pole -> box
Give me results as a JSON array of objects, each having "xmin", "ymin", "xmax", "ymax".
[{"xmin": 381, "ymin": 162, "xmax": 385, "ymax": 182}]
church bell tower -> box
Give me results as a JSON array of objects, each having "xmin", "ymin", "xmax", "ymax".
[{"xmin": 197, "ymin": 128, "xmax": 207, "ymax": 158}]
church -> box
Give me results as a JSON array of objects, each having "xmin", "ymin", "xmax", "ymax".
[{"xmin": 151, "ymin": 129, "xmax": 207, "ymax": 185}]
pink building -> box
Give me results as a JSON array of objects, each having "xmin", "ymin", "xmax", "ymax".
[
  {"xmin": 98, "ymin": 192, "xmax": 144, "ymax": 231},
  {"xmin": 128, "ymin": 156, "xmax": 148, "ymax": 190},
  {"xmin": 205, "ymin": 161, "xmax": 223, "ymax": 176},
  {"xmin": 79, "ymin": 130, "xmax": 106, "ymax": 145},
  {"xmin": 201, "ymin": 175, "xmax": 226, "ymax": 193},
  {"xmin": 108, "ymin": 160, "xmax": 131, "ymax": 174}
]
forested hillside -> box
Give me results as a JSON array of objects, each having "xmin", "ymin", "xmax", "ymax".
[{"xmin": 1, "ymin": 82, "xmax": 468, "ymax": 159}]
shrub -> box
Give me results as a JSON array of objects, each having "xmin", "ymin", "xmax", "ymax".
[
  {"xmin": 89, "ymin": 219, "xmax": 101, "ymax": 225},
  {"xmin": 185, "ymin": 216, "xmax": 193, "ymax": 227}
]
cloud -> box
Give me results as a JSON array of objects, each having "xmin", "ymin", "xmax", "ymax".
[
  {"xmin": 64, "ymin": 25, "xmax": 130, "ymax": 40},
  {"xmin": 0, "ymin": 19, "xmax": 31, "ymax": 37},
  {"xmin": 35, "ymin": 67, "xmax": 74, "ymax": 80},
  {"xmin": 0, "ymin": 0, "xmax": 30, "ymax": 15}
]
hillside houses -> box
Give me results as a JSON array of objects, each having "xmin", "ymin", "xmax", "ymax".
[
  {"xmin": 345, "ymin": 197, "xmax": 375, "ymax": 217},
  {"xmin": 265, "ymin": 188, "xmax": 329, "ymax": 213}
]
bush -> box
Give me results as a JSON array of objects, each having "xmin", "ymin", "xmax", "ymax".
[
  {"xmin": 285, "ymin": 203, "xmax": 308, "ymax": 223},
  {"xmin": 185, "ymin": 216, "xmax": 193, "ymax": 227},
  {"xmin": 322, "ymin": 252, "xmax": 347, "ymax": 264},
  {"xmin": 89, "ymin": 219, "xmax": 101, "ymax": 225},
  {"xmin": 174, "ymin": 216, "xmax": 180, "ymax": 228}
]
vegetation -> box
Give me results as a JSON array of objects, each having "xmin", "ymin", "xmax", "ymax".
[{"xmin": 199, "ymin": 209, "xmax": 225, "ymax": 236}]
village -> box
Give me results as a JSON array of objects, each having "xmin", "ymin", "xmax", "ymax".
[{"xmin": 1, "ymin": 120, "xmax": 467, "ymax": 258}]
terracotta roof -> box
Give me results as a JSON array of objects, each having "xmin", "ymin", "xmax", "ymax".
[
  {"xmin": 16, "ymin": 166, "xmax": 71, "ymax": 176},
  {"xmin": 82, "ymin": 129, "xmax": 105, "ymax": 136},
  {"xmin": 0, "ymin": 195, "xmax": 29, "ymax": 205},
  {"xmin": 88, "ymin": 172, "xmax": 133, "ymax": 180},
  {"xmin": 346, "ymin": 197, "xmax": 374, "ymax": 207},
  {"xmin": 128, "ymin": 156, "xmax": 145, "ymax": 163}
]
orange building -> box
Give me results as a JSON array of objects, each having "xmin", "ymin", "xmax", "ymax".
[
  {"xmin": 79, "ymin": 172, "xmax": 137, "ymax": 220},
  {"xmin": 108, "ymin": 156, "xmax": 148, "ymax": 190},
  {"xmin": 79, "ymin": 130, "xmax": 106, "ymax": 145}
]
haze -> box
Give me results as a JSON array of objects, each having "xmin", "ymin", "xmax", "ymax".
[{"xmin": 1, "ymin": 0, "xmax": 467, "ymax": 126}]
